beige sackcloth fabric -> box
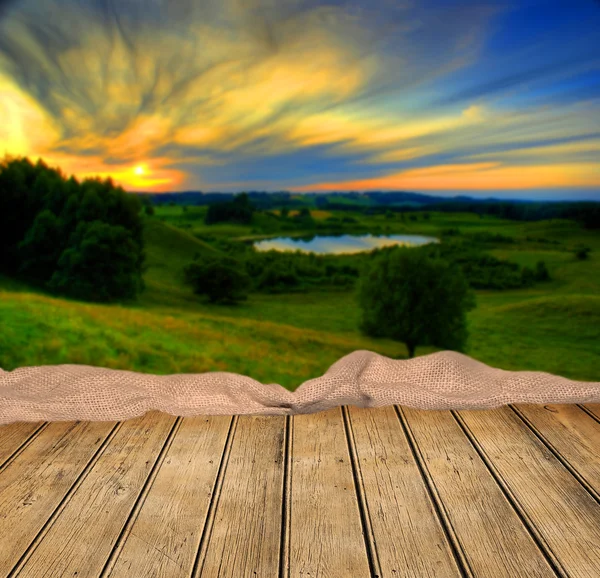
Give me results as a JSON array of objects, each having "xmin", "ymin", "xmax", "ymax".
[{"xmin": 1, "ymin": 350, "xmax": 599, "ymax": 424}]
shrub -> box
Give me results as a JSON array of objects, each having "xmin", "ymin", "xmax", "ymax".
[
  {"xmin": 205, "ymin": 193, "xmax": 254, "ymax": 225},
  {"xmin": 575, "ymin": 246, "xmax": 591, "ymax": 260},
  {"xmin": 441, "ymin": 228, "xmax": 461, "ymax": 236},
  {"xmin": 184, "ymin": 258, "xmax": 250, "ymax": 303},
  {"xmin": 469, "ymin": 232, "xmax": 514, "ymax": 244},
  {"xmin": 534, "ymin": 260, "xmax": 550, "ymax": 281},
  {"xmin": 256, "ymin": 263, "xmax": 301, "ymax": 293},
  {"xmin": 521, "ymin": 266, "xmax": 536, "ymax": 287}
]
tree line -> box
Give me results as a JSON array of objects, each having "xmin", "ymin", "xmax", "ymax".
[{"xmin": 0, "ymin": 156, "xmax": 145, "ymax": 302}]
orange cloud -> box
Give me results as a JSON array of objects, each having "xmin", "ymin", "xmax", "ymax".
[
  {"xmin": 292, "ymin": 162, "xmax": 600, "ymax": 191},
  {"xmin": 33, "ymin": 153, "xmax": 186, "ymax": 192}
]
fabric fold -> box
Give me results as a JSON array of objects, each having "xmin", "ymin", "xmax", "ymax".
[{"xmin": 1, "ymin": 350, "xmax": 598, "ymax": 424}]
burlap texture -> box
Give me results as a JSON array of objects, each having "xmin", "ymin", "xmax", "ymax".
[{"xmin": 1, "ymin": 350, "xmax": 598, "ymax": 424}]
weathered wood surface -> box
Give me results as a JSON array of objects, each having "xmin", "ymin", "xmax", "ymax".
[
  {"xmin": 197, "ymin": 415, "xmax": 286, "ymax": 578},
  {"xmin": 0, "ymin": 422, "xmax": 45, "ymax": 468},
  {"xmin": 288, "ymin": 408, "xmax": 371, "ymax": 577},
  {"xmin": 346, "ymin": 406, "xmax": 462, "ymax": 578},
  {"xmin": 0, "ymin": 405, "xmax": 599, "ymax": 578},
  {"xmin": 511, "ymin": 404, "xmax": 600, "ymax": 499},
  {"xmin": 0, "ymin": 421, "xmax": 117, "ymax": 577},
  {"xmin": 108, "ymin": 416, "xmax": 233, "ymax": 578},
  {"xmin": 401, "ymin": 406, "xmax": 558, "ymax": 578},
  {"xmin": 13, "ymin": 411, "xmax": 176, "ymax": 578},
  {"xmin": 456, "ymin": 406, "xmax": 600, "ymax": 578}
]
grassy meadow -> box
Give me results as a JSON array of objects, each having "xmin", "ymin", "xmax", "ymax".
[{"xmin": 1, "ymin": 204, "xmax": 598, "ymax": 388}]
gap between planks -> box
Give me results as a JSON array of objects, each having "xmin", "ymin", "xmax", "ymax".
[
  {"xmin": 6, "ymin": 422, "xmax": 123, "ymax": 578},
  {"xmin": 509, "ymin": 404, "xmax": 600, "ymax": 505},
  {"xmin": 98, "ymin": 417, "xmax": 184, "ymax": 577},
  {"xmin": 0, "ymin": 422, "xmax": 48, "ymax": 474}
]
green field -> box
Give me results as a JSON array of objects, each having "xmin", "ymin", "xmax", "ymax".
[{"xmin": 1, "ymin": 207, "xmax": 598, "ymax": 388}]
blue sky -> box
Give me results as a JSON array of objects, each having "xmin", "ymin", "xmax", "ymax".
[{"xmin": 0, "ymin": 0, "xmax": 599, "ymax": 198}]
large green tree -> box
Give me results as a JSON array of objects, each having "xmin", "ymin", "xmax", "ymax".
[
  {"xmin": 357, "ymin": 247, "xmax": 475, "ymax": 358},
  {"xmin": 49, "ymin": 220, "xmax": 145, "ymax": 302}
]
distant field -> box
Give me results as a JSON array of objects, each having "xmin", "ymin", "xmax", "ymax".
[{"xmin": 1, "ymin": 208, "xmax": 598, "ymax": 385}]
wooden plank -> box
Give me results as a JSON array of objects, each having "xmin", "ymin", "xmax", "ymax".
[
  {"xmin": 512, "ymin": 404, "xmax": 600, "ymax": 497},
  {"xmin": 288, "ymin": 408, "xmax": 371, "ymax": 578},
  {"xmin": 0, "ymin": 420, "xmax": 116, "ymax": 576},
  {"xmin": 582, "ymin": 403, "xmax": 600, "ymax": 421},
  {"xmin": 401, "ymin": 407, "xmax": 558, "ymax": 578},
  {"xmin": 347, "ymin": 406, "xmax": 462, "ymax": 577},
  {"xmin": 0, "ymin": 421, "xmax": 45, "ymax": 466},
  {"xmin": 198, "ymin": 415, "xmax": 286, "ymax": 578},
  {"xmin": 15, "ymin": 411, "xmax": 176, "ymax": 578},
  {"xmin": 456, "ymin": 406, "xmax": 600, "ymax": 578},
  {"xmin": 106, "ymin": 416, "xmax": 233, "ymax": 578}
]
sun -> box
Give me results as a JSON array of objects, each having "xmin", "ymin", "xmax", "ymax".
[{"xmin": 134, "ymin": 165, "xmax": 145, "ymax": 176}]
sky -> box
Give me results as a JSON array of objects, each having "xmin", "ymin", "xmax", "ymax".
[{"xmin": 0, "ymin": 0, "xmax": 599, "ymax": 199}]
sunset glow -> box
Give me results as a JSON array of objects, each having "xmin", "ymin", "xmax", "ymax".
[{"xmin": 0, "ymin": 0, "xmax": 598, "ymax": 198}]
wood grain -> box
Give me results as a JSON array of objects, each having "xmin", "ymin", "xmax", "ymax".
[
  {"xmin": 288, "ymin": 408, "xmax": 371, "ymax": 578},
  {"xmin": 511, "ymin": 404, "xmax": 600, "ymax": 497},
  {"xmin": 582, "ymin": 403, "xmax": 600, "ymax": 421},
  {"xmin": 0, "ymin": 422, "xmax": 44, "ymax": 467},
  {"xmin": 401, "ymin": 406, "xmax": 557, "ymax": 578},
  {"xmin": 347, "ymin": 405, "xmax": 462, "ymax": 577},
  {"xmin": 1, "ymin": 406, "xmax": 599, "ymax": 578},
  {"xmin": 107, "ymin": 416, "xmax": 233, "ymax": 578},
  {"xmin": 0, "ymin": 420, "xmax": 115, "ymax": 576},
  {"xmin": 14, "ymin": 411, "xmax": 176, "ymax": 578},
  {"xmin": 198, "ymin": 415, "xmax": 286, "ymax": 578},
  {"xmin": 457, "ymin": 406, "xmax": 600, "ymax": 578}
]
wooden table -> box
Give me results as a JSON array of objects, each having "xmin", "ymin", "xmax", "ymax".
[{"xmin": 1, "ymin": 404, "xmax": 599, "ymax": 577}]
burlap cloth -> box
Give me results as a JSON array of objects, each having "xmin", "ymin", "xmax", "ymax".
[{"xmin": 0, "ymin": 350, "xmax": 598, "ymax": 424}]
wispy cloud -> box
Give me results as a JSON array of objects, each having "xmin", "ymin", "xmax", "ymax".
[{"xmin": 0, "ymin": 0, "xmax": 599, "ymax": 197}]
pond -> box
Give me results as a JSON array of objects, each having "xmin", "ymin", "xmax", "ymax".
[{"xmin": 253, "ymin": 234, "xmax": 439, "ymax": 255}]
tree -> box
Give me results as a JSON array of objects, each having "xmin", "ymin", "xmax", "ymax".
[
  {"xmin": 357, "ymin": 247, "xmax": 475, "ymax": 358},
  {"xmin": 18, "ymin": 209, "xmax": 65, "ymax": 283},
  {"xmin": 140, "ymin": 196, "xmax": 155, "ymax": 216},
  {"xmin": 575, "ymin": 245, "xmax": 591, "ymax": 260},
  {"xmin": 521, "ymin": 266, "xmax": 535, "ymax": 287},
  {"xmin": 184, "ymin": 257, "xmax": 250, "ymax": 303},
  {"xmin": 534, "ymin": 260, "xmax": 550, "ymax": 281},
  {"xmin": 257, "ymin": 262, "xmax": 300, "ymax": 293},
  {"xmin": 205, "ymin": 194, "xmax": 255, "ymax": 225},
  {"xmin": 280, "ymin": 206, "xmax": 290, "ymax": 218},
  {"xmin": 49, "ymin": 220, "xmax": 145, "ymax": 302}
]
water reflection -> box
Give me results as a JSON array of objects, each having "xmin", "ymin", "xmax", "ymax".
[{"xmin": 253, "ymin": 234, "xmax": 439, "ymax": 255}]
